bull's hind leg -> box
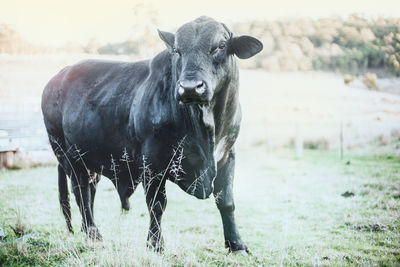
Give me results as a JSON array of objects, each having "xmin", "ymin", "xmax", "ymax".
[
  {"xmin": 71, "ymin": 169, "xmax": 102, "ymax": 241},
  {"xmin": 58, "ymin": 164, "xmax": 73, "ymax": 233},
  {"xmin": 213, "ymin": 151, "xmax": 248, "ymax": 253}
]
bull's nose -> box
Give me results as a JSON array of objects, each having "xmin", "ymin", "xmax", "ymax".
[{"xmin": 178, "ymin": 80, "xmax": 206, "ymax": 95}]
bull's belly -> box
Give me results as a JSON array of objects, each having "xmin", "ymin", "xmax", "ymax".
[{"xmin": 60, "ymin": 126, "xmax": 136, "ymax": 175}]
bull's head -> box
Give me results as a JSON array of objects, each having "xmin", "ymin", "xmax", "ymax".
[{"xmin": 158, "ymin": 16, "xmax": 263, "ymax": 105}]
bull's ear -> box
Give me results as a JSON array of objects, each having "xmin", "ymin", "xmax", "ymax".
[
  {"xmin": 229, "ymin": 35, "xmax": 263, "ymax": 59},
  {"xmin": 158, "ymin": 29, "xmax": 175, "ymax": 50}
]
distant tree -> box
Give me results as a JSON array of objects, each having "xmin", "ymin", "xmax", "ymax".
[
  {"xmin": 84, "ymin": 38, "xmax": 100, "ymax": 54},
  {"xmin": 233, "ymin": 15, "xmax": 400, "ymax": 76},
  {"xmin": 0, "ymin": 24, "xmax": 44, "ymax": 54},
  {"xmin": 97, "ymin": 40, "xmax": 139, "ymax": 55},
  {"xmin": 0, "ymin": 24, "xmax": 22, "ymax": 53}
]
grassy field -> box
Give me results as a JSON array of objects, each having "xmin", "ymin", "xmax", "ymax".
[
  {"xmin": 1, "ymin": 54, "xmax": 400, "ymax": 265},
  {"xmin": 0, "ymin": 145, "xmax": 399, "ymax": 266}
]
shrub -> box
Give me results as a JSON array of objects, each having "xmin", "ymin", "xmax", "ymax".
[{"xmin": 362, "ymin": 72, "xmax": 379, "ymax": 90}]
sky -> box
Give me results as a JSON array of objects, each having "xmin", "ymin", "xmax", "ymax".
[{"xmin": 1, "ymin": 0, "xmax": 400, "ymax": 46}]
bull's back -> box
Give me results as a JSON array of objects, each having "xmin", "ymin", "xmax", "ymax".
[{"xmin": 42, "ymin": 59, "xmax": 150, "ymax": 155}]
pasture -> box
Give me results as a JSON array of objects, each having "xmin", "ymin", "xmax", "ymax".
[
  {"xmin": 1, "ymin": 55, "xmax": 400, "ymax": 266},
  {"xmin": 1, "ymin": 147, "xmax": 400, "ymax": 266}
]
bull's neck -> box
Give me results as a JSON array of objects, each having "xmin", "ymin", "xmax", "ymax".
[
  {"xmin": 212, "ymin": 59, "xmax": 240, "ymax": 140},
  {"xmin": 175, "ymin": 57, "xmax": 239, "ymax": 144}
]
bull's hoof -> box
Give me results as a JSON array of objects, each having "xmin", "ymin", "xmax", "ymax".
[
  {"xmin": 232, "ymin": 249, "xmax": 250, "ymax": 255},
  {"xmin": 87, "ymin": 226, "xmax": 103, "ymax": 241},
  {"xmin": 121, "ymin": 208, "xmax": 129, "ymax": 215},
  {"xmin": 147, "ymin": 237, "xmax": 164, "ymax": 253},
  {"xmin": 66, "ymin": 223, "xmax": 74, "ymax": 234},
  {"xmin": 121, "ymin": 199, "xmax": 130, "ymax": 211},
  {"xmin": 225, "ymin": 240, "xmax": 249, "ymax": 254}
]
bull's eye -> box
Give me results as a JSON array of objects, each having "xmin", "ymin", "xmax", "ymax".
[
  {"xmin": 173, "ymin": 47, "xmax": 181, "ymax": 56},
  {"xmin": 210, "ymin": 42, "xmax": 226, "ymax": 55}
]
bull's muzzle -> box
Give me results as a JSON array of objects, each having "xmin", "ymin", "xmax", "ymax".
[{"xmin": 177, "ymin": 80, "xmax": 207, "ymax": 104}]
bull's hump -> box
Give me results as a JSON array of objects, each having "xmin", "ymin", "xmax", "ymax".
[{"xmin": 194, "ymin": 16, "xmax": 213, "ymax": 23}]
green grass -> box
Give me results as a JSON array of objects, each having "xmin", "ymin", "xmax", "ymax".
[{"xmin": 0, "ymin": 147, "xmax": 399, "ymax": 266}]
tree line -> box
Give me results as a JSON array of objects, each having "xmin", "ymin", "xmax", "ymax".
[
  {"xmin": 233, "ymin": 14, "xmax": 400, "ymax": 76},
  {"xmin": 1, "ymin": 14, "xmax": 399, "ymax": 76}
]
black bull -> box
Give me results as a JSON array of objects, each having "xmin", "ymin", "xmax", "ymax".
[{"xmin": 41, "ymin": 16, "xmax": 263, "ymax": 253}]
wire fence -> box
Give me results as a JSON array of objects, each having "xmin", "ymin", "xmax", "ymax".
[
  {"xmin": 237, "ymin": 118, "xmax": 399, "ymax": 157},
  {"xmin": 0, "ymin": 97, "xmax": 398, "ymax": 159},
  {"xmin": 0, "ymin": 97, "xmax": 48, "ymax": 152}
]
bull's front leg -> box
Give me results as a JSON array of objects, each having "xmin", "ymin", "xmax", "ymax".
[
  {"xmin": 143, "ymin": 175, "xmax": 167, "ymax": 252},
  {"xmin": 213, "ymin": 151, "xmax": 248, "ymax": 253},
  {"xmin": 71, "ymin": 170, "xmax": 102, "ymax": 241}
]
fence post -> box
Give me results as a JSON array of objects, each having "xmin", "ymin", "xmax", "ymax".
[
  {"xmin": 295, "ymin": 123, "xmax": 302, "ymax": 158},
  {"xmin": 338, "ymin": 121, "xmax": 343, "ymax": 159},
  {"xmin": 265, "ymin": 122, "xmax": 272, "ymax": 153}
]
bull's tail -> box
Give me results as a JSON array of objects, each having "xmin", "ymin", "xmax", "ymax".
[{"xmin": 58, "ymin": 164, "xmax": 73, "ymax": 233}]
